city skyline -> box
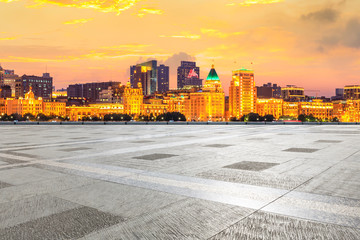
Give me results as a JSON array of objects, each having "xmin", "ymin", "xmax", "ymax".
[{"xmin": 1, "ymin": 0, "xmax": 360, "ymax": 97}]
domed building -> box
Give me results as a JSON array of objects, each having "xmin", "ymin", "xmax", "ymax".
[{"xmin": 184, "ymin": 65, "xmax": 225, "ymax": 121}]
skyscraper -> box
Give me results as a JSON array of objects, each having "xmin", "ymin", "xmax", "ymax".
[
  {"xmin": 177, "ymin": 61, "xmax": 200, "ymax": 89},
  {"xmin": 21, "ymin": 73, "xmax": 53, "ymax": 99},
  {"xmin": 229, "ymin": 68, "xmax": 257, "ymax": 118},
  {"xmin": 157, "ymin": 64, "xmax": 169, "ymax": 93},
  {"xmin": 130, "ymin": 60, "xmax": 158, "ymax": 95}
]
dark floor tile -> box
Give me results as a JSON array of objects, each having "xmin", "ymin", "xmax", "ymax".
[
  {"xmin": 0, "ymin": 206, "xmax": 123, "ymax": 240},
  {"xmin": 134, "ymin": 153, "xmax": 178, "ymax": 161},
  {"xmin": 223, "ymin": 161, "xmax": 279, "ymax": 171},
  {"xmin": 59, "ymin": 147, "xmax": 91, "ymax": 152},
  {"xmin": 204, "ymin": 144, "xmax": 233, "ymax": 148},
  {"xmin": 283, "ymin": 148, "xmax": 319, "ymax": 153},
  {"xmin": 0, "ymin": 181, "xmax": 12, "ymax": 189},
  {"xmin": 315, "ymin": 140, "xmax": 342, "ymax": 143},
  {"xmin": 131, "ymin": 140, "xmax": 154, "ymax": 143}
]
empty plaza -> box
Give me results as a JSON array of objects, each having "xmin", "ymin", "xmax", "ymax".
[{"xmin": 0, "ymin": 124, "xmax": 360, "ymax": 239}]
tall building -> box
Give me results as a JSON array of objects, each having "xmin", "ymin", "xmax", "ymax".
[
  {"xmin": 229, "ymin": 68, "xmax": 257, "ymax": 118},
  {"xmin": 130, "ymin": 60, "xmax": 158, "ymax": 95},
  {"xmin": 21, "ymin": 73, "xmax": 53, "ymax": 99},
  {"xmin": 67, "ymin": 81, "xmax": 120, "ymax": 104},
  {"xmin": 157, "ymin": 64, "xmax": 169, "ymax": 93},
  {"xmin": 344, "ymin": 85, "xmax": 360, "ymax": 100},
  {"xmin": 184, "ymin": 65, "xmax": 225, "ymax": 121},
  {"xmin": 0, "ymin": 68, "xmax": 20, "ymax": 97},
  {"xmin": 184, "ymin": 69, "xmax": 203, "ymax": 88},
  {"xmin": 123, "ymin": 82, "xmax": 143, "ymax": 116},
  {"xmin": 177, "ymin": 61, "xmax": 200, "ymax": 89}
]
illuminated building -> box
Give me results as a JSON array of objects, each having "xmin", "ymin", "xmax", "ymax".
[
  {"xmin": 43, "ymin": 101, "xmax": 66, "ymax": 117},
  {"xmin": 177, "ymin": 61, "xmax": 200, "ymax": 89},
  {"xmin": 157, "ymin": 64, "xmax": 169, "ymax": 93},
  {"xmin": 66, "ymin": 106, "xmax": 100, "ymax": 121},
  {"xmin": 344, "ymin": 85, "xmax": 360, "ymax": 100},
  {"xmin": 333, "ymin": 100, "xmax": 360, "ymax": 122},
  {"xmin": 2, "ymin": 88, "xmax": 65, "ymax": 117},
  {"xmin": 298, "ymin": 99, "xmax": 333, "ymax": 120},
  {"xmin": 5, "ymin": 88, "xmax": 43, "ymax": 116},
  {"xmin": 184, "ymin": 65, "xmax": 225, "ymax": 121},
  {"xmin": 123, "ymin": 82, "xmax": 143, "ymax": 116},
  {"xmin": 282, "ymin": 102, "xmax": 299, "ymax": 118},
  {"xmin": 21, "ymin": 73, "xmax": 53, "ymax": 99},
  {"xmin": 229, "ymin": 68, "xmax": 256, "ymax": 119},
  {"xmin": 67, "ymin": 81, "xmax": 120, "ymax": 104},
  {"xmin": 143, "ymin": 99, "xmax": 168, "ymax": 116},
  {"xmin": 52, "ymin": 89, "xmax": 68, "ymax": 99},
  {"xmin": 163, "ymin": 92, "xmax": 190, "ymax": 114},
  {"xmin": 97, "ymin": 85, "xmax": 125, "ymax": 104},
  {"xmin": 281, "ymin": 85, "xmax": 304, "ymax": 101},
  {"xmin": 130, "ymin": 60, "xmax": 158, "ymax": 95},
  {"xmin": 256, "ymin": 99, "xmax": 283, "ymax": 119}
]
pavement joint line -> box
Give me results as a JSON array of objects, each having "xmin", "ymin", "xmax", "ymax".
[{"xmin": 208, "ymin": 148, "xmax": 360, "ymax": 238}]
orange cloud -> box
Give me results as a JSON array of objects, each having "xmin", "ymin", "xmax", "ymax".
[
  {"xmin": 137, "ymin": 8, "xmax": 164, "ymax": 17},
  {"xmin": 201, "ymin": 29, "xmax": 245, "ymax": 38},
  {"xmin": 227, "ymin": 0, "xmax": 284, "ymax": 6},
  {"xmin": 63, "ymin": 18, "xmax": 93, "ymax": 25},
  {"xmin": 1, "ymin": 0, "xmax": 141, "ymax": 14},
  {"xmin": 0, "ymin": 36, "xmax": 18, "ymax": 40},
  {"xmin": 160, "ymin": 32, "xmax": 200, "ymax": 40}
]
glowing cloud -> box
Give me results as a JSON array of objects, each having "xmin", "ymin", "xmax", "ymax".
[
  {"xmin": 160, "ymin": 33, "xmax": 200, "ymax": 40},
  {"xmin": 227, "ymin": 0, "xmax": 284, "ymax": 6},
  {"xmin": 137, "ymin": 8, "xmax": 164, "ymax": 17},
  {"xmin": 63, "ymin": 18, "xmax": 93, "ymax": 25},
  {"xmin": 0, "ymin": 36, "xmax": 17, "ymax": 40},
  {"xmin": 201, "ymin": 29, "xmax": 245, "ymax": 38},
  {"xmin": 2, "ymin": 0, "xmax": 140, "ymax": 14}
]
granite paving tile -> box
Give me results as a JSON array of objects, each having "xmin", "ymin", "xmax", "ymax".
[
  {"xmin": 209, "ymin": 211, "xmax": 360, "ymax": 240},
  {"xmin": 0, "ymin": 206, "xmax": 123, "ymax": 240}
]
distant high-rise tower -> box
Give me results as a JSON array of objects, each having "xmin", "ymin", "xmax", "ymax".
[
  {"xmin": 130, "ymin": 60, "xmax": 158, "ymax": 95},
  {"xmin": 229, "ymin": 68, "xmax": 257, "ymax": 118},
  {"xmin": 177, "ymin": 61, "xmax": 200, "ymax": 89},
  {"xmin": 157, "ymin": 64, "xmax": 169, "ymax": 93}
]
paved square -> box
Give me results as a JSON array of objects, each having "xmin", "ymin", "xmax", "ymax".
[{"xmin": 0, "ymin": 124, "xmax": 360, "ymax": 239}]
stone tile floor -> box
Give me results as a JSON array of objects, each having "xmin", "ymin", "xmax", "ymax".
[{"xmin": 0, "ymin": 125, "xmax": 360, "ymax": 239}]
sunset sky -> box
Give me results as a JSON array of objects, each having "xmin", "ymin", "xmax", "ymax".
[{"xmin": 1, "ymin": 0, "xmax": 359, "ymax": 96}]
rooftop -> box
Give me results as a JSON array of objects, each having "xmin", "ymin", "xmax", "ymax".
[{"xmin": 0, "ymin": 125, "xmax": 359, "ymax": 239}]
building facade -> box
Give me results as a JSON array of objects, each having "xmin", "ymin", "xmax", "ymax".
[
  {"xmin": 177, "ymin": 61, "xmax": 200, "ymax": 89},
  {"xmin": 256, "ymin": 98, "xmax": 283, "ymax": 119},
  {"xmin": 229, "ymin": 68, "xmax": 257, "ymax": 119},
  {"xmin": 21, "ymin": 73, "xmax": 53, "ymax": 99},
  {"xmin": 344, "ymin": 85, "xmax": 360, "ymax": 100},
  {"xmin": 184, "ymin": 65, "xmax": 225, "ymax": 122},
  {"xmin": 281, "ymin": 85, "xmax": 305, "ymax": 101},
  {"xmin": 157, "ymin": 64, "xmax": 169, "ymax": 93},
  {"xmin": 130, "ymin": 60, "xmax": 158, "ymax": 95},
  {"xmin": 67, "ymin": 81, "xmax": 120, "ymax": 104}
]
